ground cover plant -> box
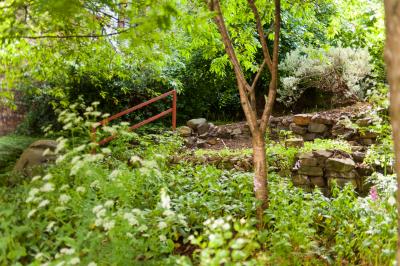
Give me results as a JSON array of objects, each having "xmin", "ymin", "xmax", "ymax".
[
  {"xmin": 0, "ymin": 107, "xmax": 397, "ymax": 265},
  {"xmin": 1, "ymin": 0, "xmax": 399, "ymax": 265}
]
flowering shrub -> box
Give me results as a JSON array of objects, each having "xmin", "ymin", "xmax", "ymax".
[{"xmin": 278, "ymin": 46, "xmax": 373, "ymax": 107}]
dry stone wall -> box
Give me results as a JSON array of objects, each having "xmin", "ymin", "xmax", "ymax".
[
  {"xmin": 269, "ymin": 113, "xmax": 377, "ymax": 145},
  {"xmin": 292, "ymin": 148, "xmax": 373, "ymax": 194}
]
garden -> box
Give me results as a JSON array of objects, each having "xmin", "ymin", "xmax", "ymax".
[{"xmin": 1, "ymin": 0, "xmax": 400, "ymax": 265}]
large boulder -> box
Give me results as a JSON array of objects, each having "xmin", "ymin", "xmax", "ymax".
[
  {"xmin": 14, "ymin": 140, "xmax": 57, "ymax": 176},
  {"xmin": 325, "ymin": 157, "xmax": 355, "ymax": 172},
  {"xmin": 197, "ymin": 122, "xmax": 210, "ymax": 135},
  {"xmin": 187, "ymin": 118, "xmax": 207, "ymax": 130}
]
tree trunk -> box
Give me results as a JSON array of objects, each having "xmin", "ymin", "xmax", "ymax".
[
  {"xmin": 384, "ymin": 0, "xmax": 400, "ymax": 262},
  {"xmin": 207, "ymin": 0, "xmax": 280, "ymax": 227},
  {"xmin": 252, "ymin": 130, "xmax": 268, "ymax": 226}
]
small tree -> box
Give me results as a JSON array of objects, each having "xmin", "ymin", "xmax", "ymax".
[
  {"xmin": 384, "ymin": 0, "xmax": 400, "ymax": 262},
  {"xmin": 205, "ymin": 0, "xmax": 281, "ymax": 226}
]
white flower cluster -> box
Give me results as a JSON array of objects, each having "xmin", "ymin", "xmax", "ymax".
[{"xmin": 92, "ymin": 203, "xmax": 115, "ymax": 231}]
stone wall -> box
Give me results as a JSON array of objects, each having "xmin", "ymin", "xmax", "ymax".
[
  {"xmin": 0, "ymin": 90, "xmax": 26, "ymax": 136},
  {"xmin": 292, "ymin": 149, "xmax": 373, "ymax": 194},
  {"xmin": 269, "ymin": 112, "xmax": 377, "ymax": 145}
]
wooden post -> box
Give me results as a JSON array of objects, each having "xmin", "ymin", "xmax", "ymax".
[{"xmin": 172, "ymin": 90, "xmax": 177, "ymax": 130}]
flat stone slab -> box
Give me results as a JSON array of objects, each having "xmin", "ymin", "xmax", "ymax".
[
  {"xmin": 298, "ymin": 166, "xmax": 323, "ymax": 176},
  {"xmin": 325, "ymin": 157, "xmax": 355, "ymax": 172},
  {"xmin": 293, "ymin": 114, "xmax": 313, "ymax": 126}
]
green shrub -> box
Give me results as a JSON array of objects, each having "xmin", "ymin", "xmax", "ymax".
[{"xmin": 279, "ymin": 46, "xmax": 373, "ymax": 107}]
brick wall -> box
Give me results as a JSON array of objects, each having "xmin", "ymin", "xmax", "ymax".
[{"xmin": 0, "ymin": 90, "xmax": 26, "ymax": 136}]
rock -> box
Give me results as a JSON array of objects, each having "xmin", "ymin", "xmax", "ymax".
[
  {"xmin": 352, "ymin": 151, "xmax": 366, "ymax": 163},
  {"xmin": 325, "ymin": 170, "xmax": 358, "ymax": 179},
  {"xmin": 303, "ymin": 133, "xmax": 317, "ymax": 141},
  {"xmin": 299, "ymin": 152, "xmax": 318, "ymax": 166},
  {"xmin": 184, "ymin": 137, "xmax": 197, "ymax": 147},
  {"xmin": 356, "ymin": 118, "xmax": 372, "ymax": 127},
  {"xmin": 30, "ymin": 140, "xmax": 58, "ymax": 149},
  {"xmin": 359, "ymin": 131, "xmax": 378, "ymax": 139},
  {"xmin": 269, "ymin": 116, "xmax": 281, "ymax": 124},
  {"xmin": 311, "ymin": 114, "xmax": 334, "ymax": 125},
  {"xmin": 308, "ymin": 123, "xmax": 328, "ymax": 133},
  {"xmin": 356, "ymin": 163, "xmax": 374, "ymax": 176},
  {"xmin": 351, "ymin": 146, "xmax": 365, "ymax": 152},
  {"xmin": 282, "ymin": 118, "xmax": 290, "ymax": 127},
  {"xmin": 14, "ymin": 140, "xmax": 58, "ymax": 176},
  {"xmin": 198, "ymin": 133, "xmax": 209, "ymax": 139},
  {"xmin": 325, "ymin": 157, "xmax": 355, "ymax": 172},
  {"xmin": 310, "ymin": 176, "xmax": 325, "ymax": 187},
  {"xmin": 197, "ymin": 122, "xmax": 210, "ymax": 135},
  {"xmin": 289, "ymin": 123, "xmax": 307, "ymax": 135},
  {"xmin": 298, "ymin": 166, "xmax": 323, "ymax": 176},
  {"xmin": 177, "ymin": 126, "xmax": 192, "ymax": 137},
  {"xmin": 285, "ymin": 138, "xmax": 304, "ymax": 148},
  {"xmin": 360, "ymin": 138, "xmax": 374, "ymax": 146},
  {"xmin": 292, "ymin": 175, "xmax": 310, "ymax": 186},
  {"xmin": 196, "ymin": 139, "xmax": 207, "ymax": 148},
  {"xmin": 313, "ymin": 150, "xmax": 333, "ymax": 159},
  {"xmin": 331, "ymin": 124, "xmax": 355, "ymax": 138},
  {"xmin": 207, "ymin": 138, "xmax": 218, "ymax": 145},
  {"xmin": 328, "ymin": 178, "xmax": 357, "ymax": 188},
  {"xmin": 187, "ymin": 118, "xmax": 207, "ymax": 130},
  {"xmin": 293, "ymin": 114, "xmax": 313, "ymax": 126},
  {"xmin": 216, "ymin": 128, "xmax": 231, "ymax": 139},
  {"xmin": 231, "ymin": 128, "xmax": 242, "ymax": 136}
]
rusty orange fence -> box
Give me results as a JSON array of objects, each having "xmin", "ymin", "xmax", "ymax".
[{"xmin": 92, "ymin": 90, "xmax": 177, "ymax": 146}]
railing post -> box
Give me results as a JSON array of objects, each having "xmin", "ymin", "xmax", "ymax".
[{"xmin": 172, "ymin": 90, "xmax": 177, "ymax": 130}]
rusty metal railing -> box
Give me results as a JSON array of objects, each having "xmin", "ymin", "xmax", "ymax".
[{"xmin": 91, "ymin": 90, "xmax": 177, "ymax": 146}]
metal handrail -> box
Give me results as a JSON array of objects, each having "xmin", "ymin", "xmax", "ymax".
[{"xmin": 91, "ymin": 90, "xmax": 177, "ymax": 146}]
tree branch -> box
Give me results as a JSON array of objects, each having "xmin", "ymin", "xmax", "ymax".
[
  {"xmin": 247, "ymin": 0, "xmax": 273, "ymax": 72},
  {"xmin": 6, "ymin": 27, "xmax": 132, "ymax": 40},
  {"xmin": 260, "ymin": 0, "xmax": 281, "ymax": 132},
  {"xmin": 209, "ymin": 0, "xmax": 258, "ymax": 132},
  {"xmin": 251, "ymin": 59, "xmax": 266, "ymax": 91}
]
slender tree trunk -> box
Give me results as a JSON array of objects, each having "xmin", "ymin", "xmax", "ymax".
[
  {"xmin": 252, "ymin": 130, "xmax": 268, "ymax": 225},
  {"xmin": 384, "ymin": 0, "xmax": 400, "ymax": 262},
  {"xmin": 207, "ymin": 0, "xmax": 280, "ymax": 226}
]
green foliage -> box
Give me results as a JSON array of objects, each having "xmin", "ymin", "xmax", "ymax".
[
  {"xmin": 169, "ymin": 51, "xmax": 241, "ymax": 122},
  {"xmin": 302, "ymin": 139, "xmax": 352, "ymax": 153},
  {"xmin": 0, "ymin": 135, "xmax": 37, "ymax": 175}
]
